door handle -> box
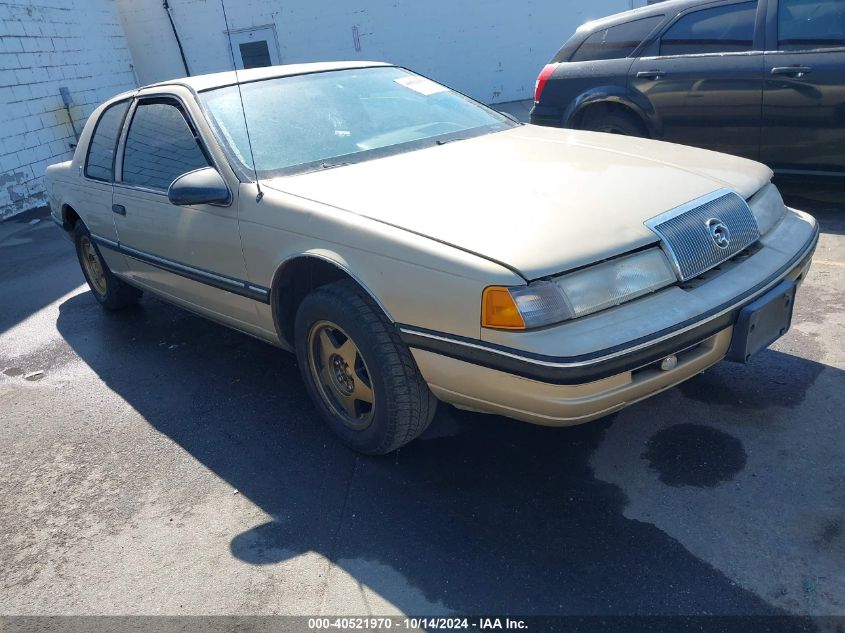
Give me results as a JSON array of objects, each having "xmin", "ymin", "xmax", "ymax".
[
  {"xmin": 112, "ymin": 204, "xmax": 126, "ymax": 216},
  {"xmin": 637, "ymin": 70, "xmax": 665, "ymax": 80},
  {"xmin": 771, "ymin": 66, "xmax": 812, "ymax": 78}
]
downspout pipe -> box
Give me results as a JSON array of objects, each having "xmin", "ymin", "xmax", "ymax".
[
  {"xmin": 59, "ymin": 87, "xmax": 80, "ymax": 146},
  {"xmin": 163, "ymin": 0, "xmax": 191, "ymax": 77}
]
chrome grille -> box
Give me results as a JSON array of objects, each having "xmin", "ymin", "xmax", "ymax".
[{"xmin": 645, "ymin": 189, "xmax": 760, "ymax": 281}]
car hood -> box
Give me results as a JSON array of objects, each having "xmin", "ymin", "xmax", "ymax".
[{"xmin": 263, "ymin": 125, "xmax": 772, "ymax": 280}]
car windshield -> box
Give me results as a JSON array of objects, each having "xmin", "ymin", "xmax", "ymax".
[{"xmin": 199, "ymin": 66, "xmax": 515, "ymax": 178}]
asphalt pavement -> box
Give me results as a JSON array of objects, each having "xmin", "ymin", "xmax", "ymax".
[{"xmin": 0, "ymin": 183, "xmax": 843, "ymax": 620}]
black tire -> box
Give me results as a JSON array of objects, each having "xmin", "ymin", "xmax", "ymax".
[
  {"xmin": 73, "ymin": 223, "xmax": 141, "ymax": 310},
  {"xmin": 294, "ymin": 279, "xmax": 437, "ymax": 455},
  {"xmin": 579, "ymin": 107, "xmax": 648, "ymax": 137}
]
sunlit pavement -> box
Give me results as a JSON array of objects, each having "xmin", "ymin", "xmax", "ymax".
[{"xmin": 0, "ymin": 185, "xmax": 843, "ymax": 618}]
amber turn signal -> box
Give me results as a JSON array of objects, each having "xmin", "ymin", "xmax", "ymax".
[{"xmin": 481, "ymin": 286, "xmax": 526, "ymax": 329}]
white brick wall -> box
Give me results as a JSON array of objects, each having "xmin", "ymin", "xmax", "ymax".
[
  {"xmin": 1, "ymin": 0, "xmax": 649, "ymax": 219},
  {"xmin": 118, "ymin": 0, "xmax": 646, "ymax": 103},
  {"xmin": 0, "ymin": 0, "xmax": 137, "ymax": 219}
]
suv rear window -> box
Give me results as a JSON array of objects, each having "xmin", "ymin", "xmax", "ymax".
[
  {"xmin": 660, "ymin": 1, "xmax": 758, "ymax": 56},
  {"xmin": 570, "ymin": 16, "xmax": 664, "ymax": 62},
  {"xmin": 778, "ymin": 0, "xmax": 845, "ymax": 50}
]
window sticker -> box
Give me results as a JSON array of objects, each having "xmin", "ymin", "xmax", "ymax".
[{"xmin": 394, "ymin": 75, "xmax": 448, "ymax": 96}]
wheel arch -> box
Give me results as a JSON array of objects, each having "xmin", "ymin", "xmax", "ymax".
[
  {"xmin": 60, "ymin": 203, "xmax": 81, "ymax": 232},
  {"xmin": 565, "ymin": 87, "xmax": 655, "ymax": 137},
  {"xmin": 271, "ymin": 252, "xmax": 394, "ymax": 348}
]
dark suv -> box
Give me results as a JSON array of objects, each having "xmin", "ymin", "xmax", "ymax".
[{"xmin": 530, "ymin": 0, "xmax": 845, "ymax": 177}]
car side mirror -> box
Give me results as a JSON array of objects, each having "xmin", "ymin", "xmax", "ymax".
[{"xmin": 167, "ymin": 167, "xmax": 231, "ymax": 206}]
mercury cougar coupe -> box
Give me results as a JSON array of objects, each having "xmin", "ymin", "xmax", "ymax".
[{"xmin": 45, "ymin": 62, "xmax": 818, "ymax": 454}]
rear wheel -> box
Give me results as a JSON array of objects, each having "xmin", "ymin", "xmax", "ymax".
[
  {"xmin": 74, "ymin": 224, "xmax": 141, "ymax": 310},
  {"xmin": 294, "ymin": 280, "xmax": 437, "ymax": 455},
  {"xmin": 579, "ymin": 106, "xmax": 647, "ymax": 137}
]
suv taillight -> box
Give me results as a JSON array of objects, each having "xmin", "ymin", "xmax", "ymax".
[{"xmin": 534, "ymin": 64, "xmax": 557, "ymax": 103}]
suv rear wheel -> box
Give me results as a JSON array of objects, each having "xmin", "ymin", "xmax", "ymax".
[{"xmin": 579, "ymin": 106, "xmax": 647, "ymax": 137}]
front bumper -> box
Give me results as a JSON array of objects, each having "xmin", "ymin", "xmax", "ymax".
[{"xmin": 401, "ymin": 212, "xmax": 818, "ymax": 426}]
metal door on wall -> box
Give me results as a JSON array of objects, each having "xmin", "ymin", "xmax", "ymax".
[{"xmin": 228, "ymin": 26, "xmax": 280, "ymax": 70}]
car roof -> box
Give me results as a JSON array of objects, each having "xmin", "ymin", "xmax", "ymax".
[
  {"xmin": 92, "ymin": 61, "xmax": 395, "ymax": 120},
  {"xmin": 142, "ymin": 60, "xmax": 391, "ymax": 93},
  {"xmin": 578, "ymin": 0, "xmax": 721, "ymax": 32}
]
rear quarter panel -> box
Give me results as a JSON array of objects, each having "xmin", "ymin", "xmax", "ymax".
[
  {"xmin": 536, "ymin": 58, "xmax": 637, "ymax": 127},
  {"xmin": 45, "ymin": 99, "xmax": 129, "ymax": 271}
]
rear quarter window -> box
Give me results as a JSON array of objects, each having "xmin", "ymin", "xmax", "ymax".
[
  {"xmin": 570, "ymin": 15, "xmax": 664, "ymax": 62},
  {"xmin": 84, "ymin": 100, "xmax": 130, "ymax": 182}
]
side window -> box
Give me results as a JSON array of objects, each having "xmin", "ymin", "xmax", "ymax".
[
  {"xmin": 570, "ymin": 16, "xmax": 664, "ymax": 61},
  {"xmin": 660, "ymin": 2, "xmax": 758, "ymax": 56},
  {"xmin": 121, "ymin": 101, "xmax": 210, "ymax": 191},
  {"xmin": 778, "ymin": 0, "xmax": 845, "ymax": 50},
  {"xmin": 85, "ymin": 100, "xmax": 129, "ymax": 182}
]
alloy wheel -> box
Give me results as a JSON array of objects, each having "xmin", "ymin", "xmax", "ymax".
[
  {"xmin": 307, "ymin": 320, "xmax": 375, "ymax": 430},
  {"xmin": 80, "ymin": 236, "xmax": 108, "ymax": 296}
]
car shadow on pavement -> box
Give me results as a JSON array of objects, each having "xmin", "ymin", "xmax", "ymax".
[
  {"xmin": 0, "ymin": 208, "xmax": 83, "ymax": 337},
  {"xmin": 54, "ymin": 290, "xmax": 828, "ymax": 623}
]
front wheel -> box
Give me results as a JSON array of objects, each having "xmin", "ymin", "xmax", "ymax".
[{"xmin": 294, "ymin": 280, "xmax": 437, "ymax": 455}]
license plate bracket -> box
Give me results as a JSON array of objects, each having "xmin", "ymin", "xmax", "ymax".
[{"xmin": 727, "ymin": 280, "xmax": 796, "ymax": 363}]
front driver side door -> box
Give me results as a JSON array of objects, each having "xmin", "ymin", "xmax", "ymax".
[{"xmin": 112, "ymin": 95, "xmax": 260, "ymax": 329}]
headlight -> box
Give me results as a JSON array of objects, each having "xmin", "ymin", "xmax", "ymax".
[
  {"xmin": 555, "ymin": 248, "xmax": 678, "ymax": 318},
  {"xmin": 748, "ymin": 183, "xmax": 787, "ymax": 235},
  {"xmin": 482, "ymin": 248, "xmax": 676, "ymax": 329}
]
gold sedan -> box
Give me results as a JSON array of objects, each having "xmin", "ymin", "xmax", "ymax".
[{"xmin": 46, "ymin": 62, "xmax": 818, "ymax": 454}]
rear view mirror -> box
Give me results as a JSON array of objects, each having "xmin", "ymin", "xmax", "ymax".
[{"xmin": 168, "ymin": 167, "xmax": 231, "ymax": 206}]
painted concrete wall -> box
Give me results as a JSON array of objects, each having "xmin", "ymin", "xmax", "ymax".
[
  {"xmin": 0, "ymin": 0, "xmax": 137, "ymax": 219},
  {"xmin": 0, "ymin": 0, "xmax": 650, "ymax": 218},
  {"xmin": 118, "ymin": 0, "xmax": 646, "ymax": 103}
]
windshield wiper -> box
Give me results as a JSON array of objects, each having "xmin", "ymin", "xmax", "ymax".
[
  {"xmin": 436, "ymin": 137, "xmax": 466, "ymax": 146},
  {"xmin": 319, "ymin": 160, "xmax": 352, "ymax": 170}
]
